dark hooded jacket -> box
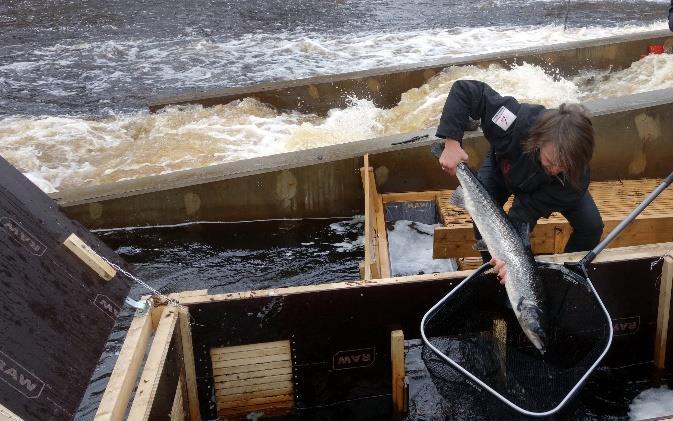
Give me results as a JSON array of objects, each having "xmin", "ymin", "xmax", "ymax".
[
  {"xmin": 669, "ymin": 0, "xmax": 673, "ymax": 31},
  {"xmin": 435, "ymin": 80, "xmax": 590, "ymax": 224}
]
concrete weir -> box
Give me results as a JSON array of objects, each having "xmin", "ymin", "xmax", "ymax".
[
  {"xmin": 51, "ymin": 32, "xmax": 673, "ymax": 230},
  {"xmin": 149, "ymin": 30, "xmax": 673, "ymax": 115}
]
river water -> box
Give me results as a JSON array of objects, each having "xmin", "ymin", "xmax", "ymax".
[
  {"xmin": 1, "ymin": 0, "xmax": 672, "ymax": 419},
  {"xmin": 0, "ymin": 0, "xmax": 671, "ymax": 192}
]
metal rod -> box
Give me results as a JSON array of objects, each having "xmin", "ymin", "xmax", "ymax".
[{"xmin": 580, "ymin": 171, "xmax": 673, "ymax": 267}]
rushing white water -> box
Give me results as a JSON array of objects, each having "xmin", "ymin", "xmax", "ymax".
[{"xmin": 2, "ymin": 49, "xmax": 672, "ymax": 193}]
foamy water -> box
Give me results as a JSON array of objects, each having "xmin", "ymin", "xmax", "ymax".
[
  {"xmin": 628, "ymin": 386, "xmax": 673, "ymax": 420},
  {"xmin": 388, "ymin": 220, "xmax": 457, "ymax": 276},
  {"xmin": 3, "ymin": 50, "xmax": 672, "ymax": 193},
  {"xmin": 0, "ymin": 22, "xmax": 665, "ymax": 117}
]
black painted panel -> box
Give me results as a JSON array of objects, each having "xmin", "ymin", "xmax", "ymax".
[
  {"xmin": 188, "ymin": 255, "xmax": 665, "ymax": 419},
  {"xmin": 589, "ymin": 259, "xmax": 660, "ymax": 367},
  {"xmin": 0, "ymin": 156, "xmax": 132, "ymax": 420}
]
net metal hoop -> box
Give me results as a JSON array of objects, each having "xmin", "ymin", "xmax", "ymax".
[{"xmin": 420, "ymin": 262, "xmax": 614, "ymax": 417}]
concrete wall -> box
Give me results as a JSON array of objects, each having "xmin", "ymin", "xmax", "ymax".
[
  {"xmin": 54, "ymin": 88, "xmax": 673, "ymax": 229},
  {"xmin": 149, "ymin": 30, "xmax": 673, "ymax": 115}
]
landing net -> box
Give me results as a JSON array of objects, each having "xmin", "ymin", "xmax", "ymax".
[{"xmin": 421, "ymin": 262, "xmax": 613, "ymax": 417}]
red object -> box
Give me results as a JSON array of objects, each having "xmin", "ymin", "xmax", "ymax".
[{"xmin": 648, "ymin": 44, "xmax": 665, "ymax": 55}]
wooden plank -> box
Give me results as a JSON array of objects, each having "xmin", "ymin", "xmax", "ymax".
[
  {"xmin": 372, "ymin": 170, "xmax": 391, "ymax": 279},
  {"xmin": 211, "ymin": 345, "xmax": 290, "ymax": 362},
  {"xmin": 433, "ymin": 226, "xmax": 479, "ymax": 258},
  {"xmin": 213, "ymin": 367, "xmax": 292, "ymax": 382},
  {"xmin": 216, "ymin": 393, "xmax": 293, "ymax": 408},
  {"xmin": 391, "ymin": 330, "xmax": 406, "ymax": 414},
  {"xmin": 655, "ymin": 255, "xmax": 673, "ymax": 368},
  {"xmin": 361, "ymin": 154, "xmax": 386, "ymax": 280},
  {"xmin": 361, "ymin": 155, "xmax": 374, "ymax": 281},
  {"xmin": 218, "ymin": 400, "xmax": 294, "ymax": 419},
  {"xmin": 214, "ymin": 374, "xmax": 292, "ymax": 390},
  {"xmin": 212, "ymin": 360, "xmax": 292, "ymax": 376},
  {"xmin": 95, "ymin": 308, "xmax": 155, "ymax": 421},
  {"xmin": 537, "ymin": 242, "xmax": 673, "ymax": 264},
  {"xmin": 217, "ymin": 387, "xmax": 293, "ymax": 405},
  {"xmin": 210, "ymin": 340, "xmax": 288, "ymax": 355},
  {"xmin": 177, "ymin": 307, "xmax": 201, "ymax": 421},
  {"xmin": 63, "ymin": 233, "xmax": 117, "ymax": 281},
  {"xmin": 381, "ymin": 191, "xmax": 444, "ymax": 204},
  {"xmin": 170, "ymin": 289, "xmax": 209, "ymax": 300},
  {"xmin": 215, "ymin": 380, "xmax": 293, "ymax": 397},
  {"xmin": 170, "ymin": 377, "xmax": 185, "ymax": 421},
  {"xmin": 0, "ymin": 405, "xmax": 22, "ymax": 421},
  {"xmin": 211, "ymin": 354, "xmax": 290, "ymax": 369},
  {"xmin": 127, "ymin": 308, "xmax": 179, "ymax": 420}
]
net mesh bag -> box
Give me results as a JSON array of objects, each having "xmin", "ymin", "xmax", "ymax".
[{"xmin": 421, "ymin": 262, "xmax": 612, "ymax": 417}]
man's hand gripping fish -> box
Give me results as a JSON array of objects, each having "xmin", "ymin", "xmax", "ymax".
[{"xmin": 453, "ymin": 162, "xmax": 548, "ymax": 354}]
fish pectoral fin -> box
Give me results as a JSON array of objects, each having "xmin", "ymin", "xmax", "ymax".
[
  {"xmin": 516, "ymin": 296, "xmax": 526, "ymax": 312},
  {"xmin": 473, "ymin": 239, "xmax": 488, "ymax": 252},
  {"xmin": 449, "ymin": 186, "xmax": 466, "ymax": 209}
]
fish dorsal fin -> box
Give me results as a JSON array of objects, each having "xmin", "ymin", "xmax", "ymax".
[{"xmin": 449, "ymin": 185, "xmax": 466, "ymax": 209}]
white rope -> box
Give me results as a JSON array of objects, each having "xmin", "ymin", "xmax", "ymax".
[{"xmin": 100, "ymin": 255, "xmax": 184, "ymax": 309}]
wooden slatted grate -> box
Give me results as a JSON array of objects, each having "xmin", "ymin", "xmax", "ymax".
[
  {"xmin": 434, "ymin": 178, "xmax": 673, "ymax": 258},
  {"xmin": 211, "ymin": 340, "xmax": 294, "ymax": 420}
]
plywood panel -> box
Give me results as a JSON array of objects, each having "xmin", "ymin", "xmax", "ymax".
[{"xmin": 0, "ymin": 156, "xmax": 132, "ymax": 420}]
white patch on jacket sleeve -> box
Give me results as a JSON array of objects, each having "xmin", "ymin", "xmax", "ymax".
[{"xmin": 492, "ymin": 106, "xmax": 517, "ymax": 131}]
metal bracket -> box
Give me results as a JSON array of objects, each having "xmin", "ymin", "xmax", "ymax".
[{"xmin": 124, "ymin": 296, "xmax": 151, "ymax": 315}]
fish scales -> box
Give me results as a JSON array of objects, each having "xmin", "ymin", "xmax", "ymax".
[{"xmin": 454, "ymin": 162, "xmax": 547, "ymax": 353}]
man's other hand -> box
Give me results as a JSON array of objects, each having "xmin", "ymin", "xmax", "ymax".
[{"xmin": 490, "ymin": 258, "xmax": 507, "ymax": 285}]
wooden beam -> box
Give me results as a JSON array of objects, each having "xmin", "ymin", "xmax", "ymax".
[
  {"xmin": 391, "ymin": 330, "xmax": 406, "ymax": 414},
  {"xmin": 361, "ymin": 154, "xmax": 391, "ymax": 279},
  {"xmin": 371, "ymin": 169, "xmax": 391, "ymax": 279},
  {"xmin": 655, "ymin": 255, "xmax": 673, "ymax": 369},
  {"xmin": 95, "ymin": 307, "xmax": 155, "ymax": 421},
  {"xmin": 63, "ymin": 233, "xmax": 117, "ymax": 281},
  {"xmin": 361, "ymin": 154, "xmax": 374, "ymax": 280},
  {"xmin": 170, "ymin": 377, "xmax": 185, "ymax": 421},
  {"xmin": 177, "ymin": 307, "xmax": 201, "ymax": 421},
  {"xmin": 0, "ymin": 404, "xmax": 22, "ymax": 421},
  {"xmin": 537, "ymin": 242, "xmax": 673, "ymax": 264},
  {"xmin": 127, "ymin": 308, "xmax": 179, "ymax": 420}
]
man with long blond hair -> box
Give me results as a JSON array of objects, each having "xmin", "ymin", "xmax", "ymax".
[{"xmin": 435, "ymin": 80, "xmax": 603, "ymax": 281}]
